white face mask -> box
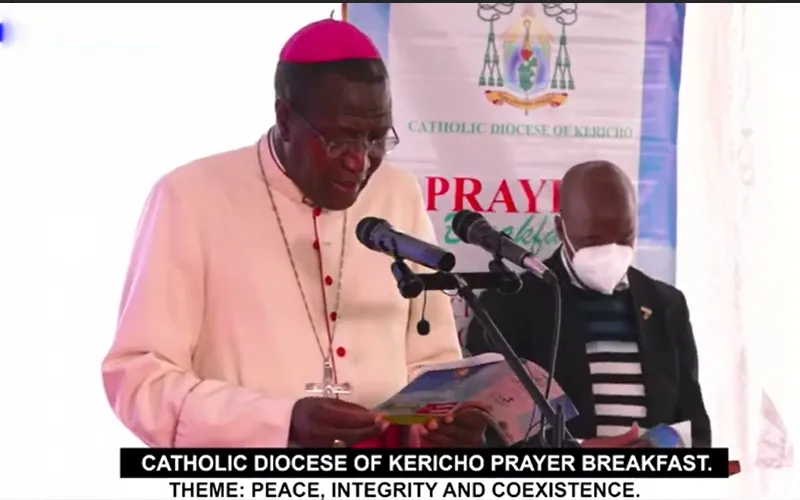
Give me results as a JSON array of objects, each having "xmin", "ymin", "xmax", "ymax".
[{"xmin": 561, "ymin": 220, "xmax": 634, "ymax": 295}]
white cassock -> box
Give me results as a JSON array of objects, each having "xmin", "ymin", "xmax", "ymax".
[{"xmin": 102, "ymin": 138, "xmax": 462, "ymax": 447}]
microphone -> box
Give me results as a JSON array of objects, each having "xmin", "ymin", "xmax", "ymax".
[
  {"xmin": 452, "ymin": 210, "xmax": 555, "ymax": 282},
  {"xmin": 356, "ymin": 216, "xmax": 457, "ymax": 272},
  {"xmin": 455, "ymin": 210, "xmax": 568, "ymax": 447}
]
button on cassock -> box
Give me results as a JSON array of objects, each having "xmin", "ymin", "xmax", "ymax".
[
  {"xmin": 335, "ymin": 346, "xmax": 346, "ymax": 358},
  {"xmin": 329, "ymin": 312, "xmax": 338, "ymax": 322},
  {"xmin": 324, "ymin": 275, "xmax": 333, "ymax": 286}
]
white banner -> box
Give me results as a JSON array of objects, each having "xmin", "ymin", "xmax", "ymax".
[{"xmin": 345, "ymin": 3, "xmax": 685, "ymax": 336}]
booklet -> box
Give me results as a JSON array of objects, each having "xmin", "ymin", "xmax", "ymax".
[
  {"xmin": 636, "ymin": 421, "xmax": 692, "ymax": 448},
  {"xmin": 580, "ymin": 421, "xmax": 691, "ymax": 448},
  {"xmin": 373, "ymin": 353, "xmax": 578, "ymax": 445}
]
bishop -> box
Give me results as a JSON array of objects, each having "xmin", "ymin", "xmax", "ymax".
[{"xmin": 102, "ymin": 19, "xmax": 469, "ymax": 449}]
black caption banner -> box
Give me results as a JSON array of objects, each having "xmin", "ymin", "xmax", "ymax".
[{"xmin": 120, "ymin": 448, "xmax": 730, "ymax": 479}]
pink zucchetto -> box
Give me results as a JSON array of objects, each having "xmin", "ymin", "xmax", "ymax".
[{"xmin": 279, "ymin": 19, "xmax": 382, "ymax": 64}]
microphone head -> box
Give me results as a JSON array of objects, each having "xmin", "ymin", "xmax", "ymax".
[
  {"xmin": 452, "ymin": 210, "xmax": 484, "ymax": 243},
  {"xmin": 355, "ymin": 216, "xmax": 387, "ymax": 251}
]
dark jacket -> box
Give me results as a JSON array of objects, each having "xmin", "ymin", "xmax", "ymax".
[{"xmin": 466, "ymin": 250, "xmax": 712, "ymax": 448}]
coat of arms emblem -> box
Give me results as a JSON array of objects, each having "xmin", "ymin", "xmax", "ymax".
[{"xmin": 478, "ymin": 3, "xmax": 579, "ymax": 114}]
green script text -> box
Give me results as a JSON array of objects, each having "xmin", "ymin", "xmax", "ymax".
[{"xmin": 442, "ymin": 212, "xmax": 560, "ymax": 257}]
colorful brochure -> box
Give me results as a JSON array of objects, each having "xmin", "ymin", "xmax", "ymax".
[{"xmin": 373, "ymin": 353, "xmax": 578, "ymax": 444}]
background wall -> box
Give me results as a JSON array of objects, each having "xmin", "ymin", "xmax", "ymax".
[
  {"xmin": 676, "ymin": 3, "xmax": 798, "ymax": 497},
  {"xmin": 0, "ymin": 3, "xmax": 796, "ymax": 498},
  {"xmin": 0, "ymin": 4, "xmax": 340, "ymax": 498}
]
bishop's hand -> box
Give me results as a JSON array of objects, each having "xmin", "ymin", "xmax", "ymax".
[
  {"xmin": 289, "ymin": 397, "xmax": 388, "ymax": 448},
  {"xmin": 416, "ymin": 407, "xmax": 489, "ymax": 448}
]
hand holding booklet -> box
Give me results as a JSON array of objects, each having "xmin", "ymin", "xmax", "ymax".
[
  {"xmin": 582, "ymin": 421, "xmax": 692, "ymax": 448},
  {"xmin": 591, "ymin": 423, "xmax": 742, "ymax": 475},
  {"xmin": 636, "ymin": 421, "xmax": 692, "ymax": 448},
  {"xmin": 373, "ymin": 353, "xmax": 578, "ymax": 445}
]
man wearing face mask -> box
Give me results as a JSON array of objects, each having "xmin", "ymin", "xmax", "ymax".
[{"xmin": 466, "ymin": 160, "xmax": 711, "ymax": 447}]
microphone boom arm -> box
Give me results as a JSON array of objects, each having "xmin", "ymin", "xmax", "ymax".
[
  {"xmin": 451, "ymin": 274, "xmax": 578, "ymax": 448},
  {"xmin": 488, "ymin": 233, "xmax": 523, "ymax": 295},
  {"xmin": 389, "ymin": 237, "xmax": 424, "ymax": 299}
]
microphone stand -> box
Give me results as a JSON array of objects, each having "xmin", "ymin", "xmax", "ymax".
[
  {"xmin": 483, "ymin": 240, "xmax": 569, "ymax": 447},
  {"xmin": 389, "ymin": 239, "xmax": 424, "ymax": 299},
  {"xmin": 448, "ymin": 273, "xmax": 577, "ymax": 448},
  {"xmin": 487, "ymin": 257, "xmax": 523, "ymax": 295},
  {"xmin": 383, "ymin": 242, "xmax": 576, "ymax": 447},
  {"xmin": 391, "ymin": 259, "xmax": 424, "ymax": 299}
]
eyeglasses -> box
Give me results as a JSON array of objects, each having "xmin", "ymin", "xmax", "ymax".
[{"xmin": 293, "ymin": 109, "xmax": 400, "ymax": 158}]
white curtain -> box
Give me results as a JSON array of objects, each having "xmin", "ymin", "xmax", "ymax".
[
  {"xmin": 0, "ymin": 5, "xmax": 339, "ymax": 499},
  {"xmin": 678, "ymin": 3, "xmax": 798, "ymax": 497}
]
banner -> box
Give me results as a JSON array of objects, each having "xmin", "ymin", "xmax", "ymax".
[{"xmin": 345, "ymin": 3, "xmax": 685, "ymax": 335}]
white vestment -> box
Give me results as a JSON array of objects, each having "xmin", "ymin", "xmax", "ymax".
[{"xmin": 102, "ymin": 140, "xmax": 461, "ymax": 447}]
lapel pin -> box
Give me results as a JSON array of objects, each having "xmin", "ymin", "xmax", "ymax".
[{"xmin": 640, "ymin": 306, "xmax": 652, "ymax": 320}]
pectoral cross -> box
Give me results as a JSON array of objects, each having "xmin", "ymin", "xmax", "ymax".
[{"xmin": 305, "ymin": 360, "xmax": 352, "ymax": 398}]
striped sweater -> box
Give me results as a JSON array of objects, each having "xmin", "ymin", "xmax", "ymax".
[{"xmin": 573, "ymin": 287, "xmax": 647, "ymax": 437}]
